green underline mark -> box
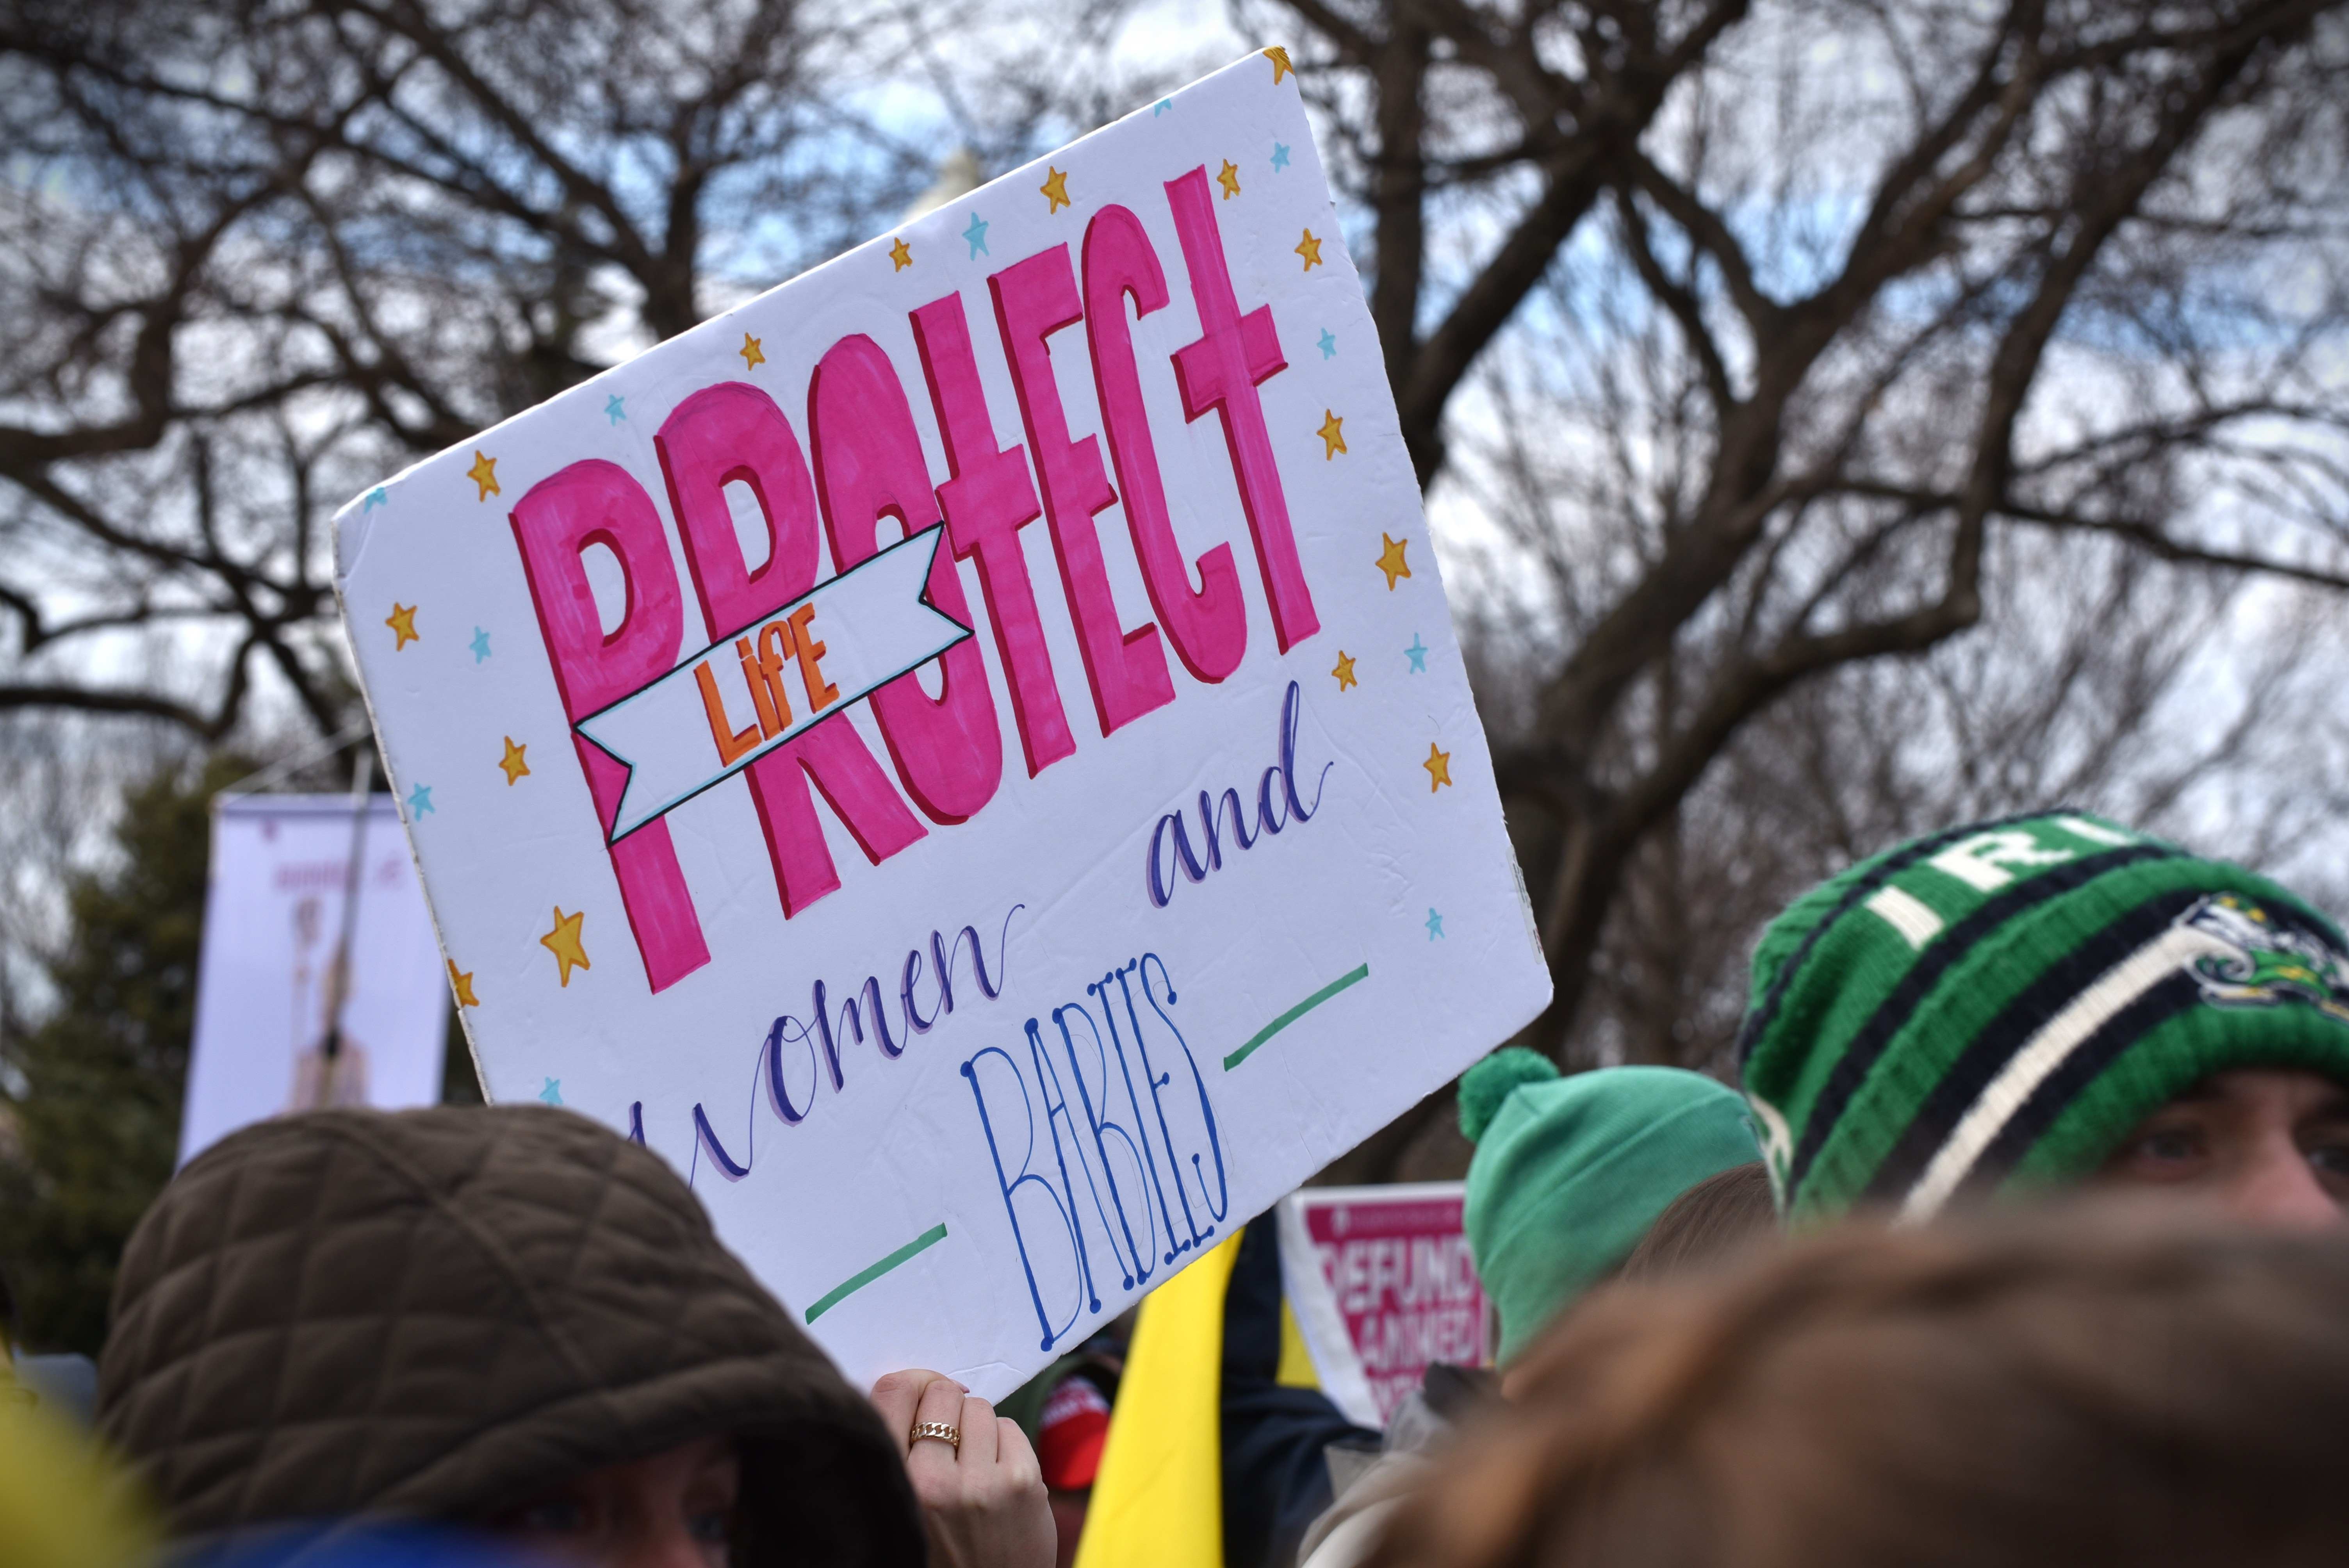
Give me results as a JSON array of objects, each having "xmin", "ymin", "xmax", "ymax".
[
  {"xmin": 805, "ymin": 1222, "xmax": 949, "ymax": 1324},
  {"xmin": 1224, "ymin": 963, "xmax": 1372, "ymax": 1071}
]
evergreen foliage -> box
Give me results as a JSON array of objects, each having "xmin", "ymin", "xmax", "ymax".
[{"xmin": 0, "ymin": 757, "xmax": 238, "ymax": 1354}]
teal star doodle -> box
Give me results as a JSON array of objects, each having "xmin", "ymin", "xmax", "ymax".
[
  {"xmin": 364, "ymin": 488, "xmax": 388, "ymax": 511},
  {"xmin": 963, "ymin": 211, "xmax": 990, "ymax": 258},
  {"xmin": 1271, "ymin": 141, "xmax": 1291, "ymax": 171},
  {"xmin": 605, "ymin": 394, "xmax": 626, "ymax": 424},
  {"xmin": 405, "ymin": 782, "xmax": 434, "ymax": 818},
  {"xmin": 1404, "ymin": 633, "xmax": 1428, "ymax": 672},
  {"xmin": 540, "ymin": 1077, "xmax": 563, "ymax": 1106},
  {"xmin": 1426, "ymin": 908, "xmax": 1445, "ymax": 940},
  {"xmin": 470, "ymin": 627, "xmax": 491, "ymax": 663},
  {"xmin": 1317, "ymin": 328, "xmax": 1337, "ymax": 360},
  {"xmin": 1154, "ymin": 99, "xmax": 1172, "ymax": 115}
]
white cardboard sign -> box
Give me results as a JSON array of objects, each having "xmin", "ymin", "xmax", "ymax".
[
  {"xmin": 180, "ymin": 795, "xmax": 450, "ymax": 1165},
  {"xmin": 335, "ymin": 50, "xmax": 1549, "ymax": 1399}
]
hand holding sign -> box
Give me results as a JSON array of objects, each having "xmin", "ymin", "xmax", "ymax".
[
  {"xmin": 870, "ymin": 1370, "xmax": 1054, "ymax": 1568},
  {"xmin": 337, "ymin": 49, "xmax": 1549, "ymax": 1399}
]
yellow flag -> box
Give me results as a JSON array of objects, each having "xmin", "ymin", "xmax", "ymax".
[
  {"xmin": 0, "ymin": 1397, "xmax": 155, "ymax": 1568},
  {"xmin": 1074, "ymin": 1231, "xmax": 1245, "ymax": 1568}
]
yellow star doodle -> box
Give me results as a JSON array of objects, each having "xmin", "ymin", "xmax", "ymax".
[
  {"xmin": 448, "ymin": 960, "xmax": 479, "ymax": 1009},
  {"xmin": 1331, "ymin": 650, "xmax": 1358, "ymax": 691},
  {"xmin": 498, "ymin": 735, "xmax": 530, "ymax": 786},
  {"xmin": 385, "ymin": 602, "xmax": 419, "ymax": 649},
  {"xmin": 1424, "ymin": 743, "xmax": 1453, "ymax": 793},
  {"xmin": 540, "ymin": 906, "xmax": 591, "ymax": 988},
  {"xmin": 1376, "ymin": 533, "xmax": 1411, "ymax": 590},
  {"xmin": 1318, "ymin": 410, "xmax": 1347, "ymax": 459},
  {"xmin": 1296, "ymin": 228, "xmax": 1323, "ymax": 270},
  {"xmin": 889, "ymin": 236, "xmax": 913, "ymax": 271},
  {"xmin": 1217, "ymin": 160, "xmax": 1242, "ymax": 200},
  {"xmin": 1265, "ymin": 46, "xmax": 1294, "ymax": 84},
  {"xmin": 1040, "ymin": 166, "xmax": 1071, "ymax": 213},
  {"xmin": 467, "ymin": 450, "xmax": 499, "ymax": 501},
  {"xmin": 740, "ymin": 333, "xmax": 766, "ymax": 369}
]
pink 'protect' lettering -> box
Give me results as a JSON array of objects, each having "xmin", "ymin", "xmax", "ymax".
[
  {"xmin": 990, "ymin": 244, "xmax": 1176, "ymax": 736},
  {"xmin": 1164, "ymin": 167, "xmax": 1319, "ymax": 652},
  {"xmin": 910, "ymin": 292, "xmax": 1078, "ymax": 777},
  {"xmin": 808, "ymin": 334, "xmax": 1004, "ymax": 824},
  {"xmin": 1084, "ymin": 204, "xmax": 1247, "ymax": 682},
  {"xmin": 656, "ymin": 380, "xmax": 927, "ymax": 917},
  {"xmin": 509, "ymin": 459, "xmax": 711, "ymax": 991}
]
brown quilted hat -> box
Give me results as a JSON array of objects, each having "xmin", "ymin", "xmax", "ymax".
[{"xmin": 96, "ymin": 1105, "xmax": 923, "ymax": 1564}]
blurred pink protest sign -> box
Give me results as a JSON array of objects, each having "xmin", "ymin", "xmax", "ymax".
[{"xmin": 1278, "ymin": 1182, "xmax": 1488, "ymax": 1428}]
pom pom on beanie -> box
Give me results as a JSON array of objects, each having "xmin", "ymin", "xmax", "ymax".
[
  {"xmin": 1458, "ymin": 1047, "xmax": 1560, "ymax": 1143},
  {"xmin": 1462, "ymin": 1061, "xmax": 1760, "ymax": 1361}
]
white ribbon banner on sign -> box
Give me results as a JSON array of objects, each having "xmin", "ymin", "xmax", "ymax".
[{"xmin": 575, "ymin": 525, "xmax": 972, "ymax": 841}]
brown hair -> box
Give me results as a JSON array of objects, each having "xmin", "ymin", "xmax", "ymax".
[
  {"xmin": 1368, "ymin": 1212, "xmax": 2349, "ymax": 1568},
  {"xmin": 1617, "ymin": 1161, "xmax": 1778, "ymax": 1285}
]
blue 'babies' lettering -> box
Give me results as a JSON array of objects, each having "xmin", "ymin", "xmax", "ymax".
[
  {"xmin": 961, "ymin": 949, "xmax": 1228, "ymax": 1353},
  {"xmin": 1141, "ymin": 952, "xmax": 1227, "ymax": 1229},
  {"xmin": 1040, "ymin": 1002, "xmax": 1160, "ymax": 1291},
  {"xmin": 962, "ymin": 1041, "xmax": 1092, "ymax": 1352}
]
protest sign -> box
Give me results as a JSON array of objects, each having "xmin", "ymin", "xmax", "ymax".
[
  {"xmin": 1278, "ymin": 1183, "xmax": 1487, "ymax": 1427},
  {"xmin": 335, "ymin": 48, "xmax": 1549, "ymax": 1398},
  {"xmin": 179, "ymin": 795, "xmax": 449, "ymax": 1165}
]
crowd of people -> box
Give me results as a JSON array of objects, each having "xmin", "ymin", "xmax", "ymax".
[{"xmin": 7, "ymin": 809, "xmax": 2349, "ymax": 1566}]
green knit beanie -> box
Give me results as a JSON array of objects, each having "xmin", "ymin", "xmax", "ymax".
[
  {"xmin": 1738, "ymin": 810, "xmax": 2349, "ymax": 1226},
  {"xmin": 1460, "ymin": 1051, "xmax": 1761, "ymax": 1362}
]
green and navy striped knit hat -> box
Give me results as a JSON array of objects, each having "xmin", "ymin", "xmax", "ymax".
[{"xmin": 1738, "ymin": 811, "xmax": 2349, "ymax": 1225}]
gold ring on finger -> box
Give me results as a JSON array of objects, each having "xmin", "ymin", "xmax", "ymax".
[{"xmin": 910, "ymin": 1420, "xmax": 961, "ymax": 1450}]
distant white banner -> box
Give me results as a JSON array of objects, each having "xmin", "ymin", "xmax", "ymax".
[
  {"xmin": 574, "ymin": 525, "xmax": 972, "ymax": 841},
  {"xmin": 178, "ymin": 795, "xmax": 450, "ymax": 1165}
]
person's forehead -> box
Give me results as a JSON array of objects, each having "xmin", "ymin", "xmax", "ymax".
[{"xmin": 2175, "ymin": 1067, "xmax": 2349, "ymax": 1114}]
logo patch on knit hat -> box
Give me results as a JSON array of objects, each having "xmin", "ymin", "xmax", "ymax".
[
  {"xmin": 1748, "ymin": 1092, "xmax": 1794, "ymax": 1196},
  {"xmin": 2179, "ymin": 895, "xmax": 2349, "ymax": 1024}
]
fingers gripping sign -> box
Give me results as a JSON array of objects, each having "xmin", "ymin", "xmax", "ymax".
[{"xmin": 872, "ymin": 1369, "xmax": 1054, "ymax": 1568}]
